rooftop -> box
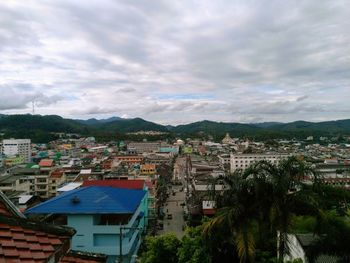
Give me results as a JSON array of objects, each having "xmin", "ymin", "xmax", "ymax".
[
  {"xmin": 82, "ymin": 179, "xmax": 146, "ymax": 190},
  {"xmin": 39, "ymin": 159, "xmax": 54, "ymax": 167},
  {"xmin": 0, "ymin": 215, "xmax": 74, "ymax": 262},
  {"xmin": 26, "ymin": 186, "xmax": 146, "ymax": 215}
]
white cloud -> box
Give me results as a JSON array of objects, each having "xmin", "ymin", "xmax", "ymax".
[{"xmin": 0, "ymin": 0, "xmax": 349, "ymax": 124}]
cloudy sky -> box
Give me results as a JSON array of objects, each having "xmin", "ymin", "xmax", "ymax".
[{"xmin": 1, "ymin": 1, "xmax": 349, "ymax": 124}]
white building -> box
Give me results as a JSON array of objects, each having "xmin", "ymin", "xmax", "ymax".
[
  {"xmin": 2, "ymin": 139, "xmax": 31, "ymax": 163},
  {"xmin": 127, "ymin": 142, "xmax": 161, "ymax": 153},
  {"xmin": 218, "ymin": 154, "xmax": 231, "ymax": 166},
  {"xmin": 230, "ymin": 153, "xmax": 289, "ymax": 173}
]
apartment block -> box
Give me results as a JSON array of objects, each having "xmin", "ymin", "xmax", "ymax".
[
  {"xmin": 230, "ymin": 153, "xmax": 289, "ymax": 173},
  {"xmin": 2, "ymin": 139, "xmax": 32, "ymax": 163}
]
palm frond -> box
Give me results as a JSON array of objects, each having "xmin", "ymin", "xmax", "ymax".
[{"xmin": 235, "ymin": 225, "xmax": 256, "ymax": 263}]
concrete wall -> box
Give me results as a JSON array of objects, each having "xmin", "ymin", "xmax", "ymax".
[{"xmin": 67, "ymin": 193, "xmax": 148, "ymax": 263}]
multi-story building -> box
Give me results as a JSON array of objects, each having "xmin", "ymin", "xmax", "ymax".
[
  {"xmin": 26, "ymin": 186, "xmax": 148, "ymax": 263},
  {"xmin": 230, "ymin": 153, "xmax": 289, "ymax": 172},
  {"xmin": 2, "ymin": 139, "xmax": 31, "ymax": 163},
  {"xmin": 0, "ymin": 191, "xmax": 108, "ymax": 263},
  {"xmin": 218, "ymin": 154, "xmax": 231, "ymax": 167},
  {"xmin": 49, "ymin": 169, "xmax": 66, "ymax": 197},
  {"xmin": 140, "ymin": 164, "xmax": 156, "ymax": 176},
  {"xmin": 115, "ymin": 155, "xmax": 144, "ymax": 165},
  {"xmin": 127, "ymin": 142, "xmax": 161, "ymax": 153},
  {"xmin": 0, "ymin": 175, "xmax": 31, "ymax": 194}
]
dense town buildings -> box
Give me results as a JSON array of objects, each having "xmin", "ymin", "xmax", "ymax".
[{"xmin": 1, "ymin": 133, "xmax": 350, "ymax": 262}]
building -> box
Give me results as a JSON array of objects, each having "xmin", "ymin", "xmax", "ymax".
[
  {"xmin": 140, "ymin": 164, "xmax": 156, "ymax": 176},
  {"xmin": 0, "ymin": 174, "xmax": 31, "ymax": 194},
  {"xmin": 127, "ymin": 142, "xmax": 161, "ymax": 153},
  {"xmin": 4, "ymin": 155, "xmax": 26, "ymax": 166},
  {"xmin": 2, "ymin": 139, "xmax": 31, "ymax": 163},
  {"xmin": 49, "ymin": 169, "xmax": 67, "ymax": 197},
  {"xmin": 115, "ymin": 155, "xmax": 144, "ymax": 165},
  {"xmin": 0, "ymin": 190, "xmax": 107, "ymax": 263},
  {"xmin": 82, "ymin": 179, "xmax": 153, "ymax": 223},
  {"xmin": 284, "ymin": 234, "xmax": 339, "ymax": 263},
  {"xmin": 230, "ymin": 153, "xmax": 289, "ymax": 172},
  {"xmin": 26, "ymin": 186, "xmax": 148, "ymax": 263},
  {"xmin": 218, "ymin": 154, "xmax": 231, "ymax": 167}
]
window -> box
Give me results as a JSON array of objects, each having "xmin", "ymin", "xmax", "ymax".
[{"xmin": 37, "ymin": 178, "xmax": 47, "ymax": 183}]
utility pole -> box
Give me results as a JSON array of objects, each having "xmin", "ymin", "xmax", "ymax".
[{"xmin": 32, "ymin": 100, "xmax": 35, "ymax": 115}]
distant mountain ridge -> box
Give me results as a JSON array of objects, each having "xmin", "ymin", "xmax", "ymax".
[
  {"xmin": 76, "ymin": 116, "xmax": 124, "ymax": 125},
  {"xmin": 0, "ymin": 114, "xmax": 350, "ymax": 142}
]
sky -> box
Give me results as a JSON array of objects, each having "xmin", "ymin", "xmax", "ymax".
[{"xmin": 0, "ymin": 0, "xmax": 349, "ymax": 125}]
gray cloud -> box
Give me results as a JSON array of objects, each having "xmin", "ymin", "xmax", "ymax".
[
  {"xmin": 0, "ymin": 85, "xmax": 63, "ymax": 110},
  {"xmin": 0, "ymin": 0, "xmax": 349, "ymax": 124}
]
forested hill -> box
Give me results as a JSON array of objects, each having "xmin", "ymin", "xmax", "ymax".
[{"xmin": 0, "ymin": 114, "xmax": 350, "ymax": 142}]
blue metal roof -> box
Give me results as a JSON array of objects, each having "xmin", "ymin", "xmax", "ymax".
[{"xmin": 25, "ymin": 186, "xmax": 146, "ymax": 215}]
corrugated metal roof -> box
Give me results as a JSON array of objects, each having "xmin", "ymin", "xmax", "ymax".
[
  {"xmin": 57, "ymin": 182, "xmax": 83, "ymax": 192},
  {"xmin": 82, "ymin": 179, "xmax": 145, "ymax": 189},
  {"xmin": 25, "ymin": 186, "xmax": 146, "ymax": 215}
]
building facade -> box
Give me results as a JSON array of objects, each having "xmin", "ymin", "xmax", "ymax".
[
  {"xmin": 26, "ymin": 186, "xmax": 148, "ymax": 263},
  {"xmin": 230, "ymin": 153, "xmax": 289, "ymax": 172},
  {"xmin": 2, "ymin": 139, "xmax": 32, "ymax": 163}
]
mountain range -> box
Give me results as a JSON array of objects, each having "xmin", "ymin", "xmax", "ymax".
[{"xmin": 0, "ymin": 114, "xmax": 350, "ymax": 142}]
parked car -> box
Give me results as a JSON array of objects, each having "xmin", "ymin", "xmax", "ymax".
[{"xmin": 167, "ymin": 214, "xmax": 173, "ymax": 219}]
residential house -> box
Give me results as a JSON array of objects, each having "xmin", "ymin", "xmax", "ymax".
[
  {"xmin": 26, "ymin": 186, "xmax": 148, "ymax": 263},
  {"xmin": 0, "ymin": 190, "xmax": 107, "ymax": 263}
]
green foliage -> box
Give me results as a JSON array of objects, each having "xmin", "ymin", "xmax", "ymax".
[
  {"xmin": 291, "ymin": 216, "xmax": 316, "ymax": 234},
  {"xmin": 1, "ymin": 114, "xmax": 350, "ymax": 143},
  {"xmin": 285, "ymin": 259, "xmax": 303, "ymax": 263},
  {"xmin": 141, "ymin": 233, "xmax": 180, "ymax": 263},
  {"xmin": 306, "ymin": 213, "xmax": 350, "ymax": 262},
  {"xmin": 203, "ymin": 157, "xmax": 350, "ymax": 262},
  {"xmin": 177, "ymin": 226, "xmax": 210, "ymax": 263}
]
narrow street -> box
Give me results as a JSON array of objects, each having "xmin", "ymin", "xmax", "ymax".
[{"xmin": 158, "ymin": 186, "xmax": 186, "ymax": 239}]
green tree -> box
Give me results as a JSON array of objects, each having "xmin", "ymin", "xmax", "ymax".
[
  {"xmin": 204, "ymin": 171, "xmax": 258, "ymax": 263},
  {"xmin": 141, "ymin": 233, "xmax": 180, "ymax": 263},
  {"xmin": 204, "ymin": 157, "xmax": 320, "ymax": 263},
  {"xmin": 177, "ymin": 226, "xmax": 211, "ymax": 263},
  {"xmin": 263, "ymin": 157, "xmax": 318, "ymax": 261}
]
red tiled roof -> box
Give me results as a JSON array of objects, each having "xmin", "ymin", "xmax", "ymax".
[
  {"xmin": 0, "ymin": 191, "xmax": 107, "ymax": 263},
  {"xmin": 39, "ymin": 159, "xmax": 54, "ymax": 167},
  {"xmin": 203, "ymin": 209, "xmax": 216, "ymax": 215},
  {"xmin": 50, "ymin": 169, "xmax": 65, "ymax": 178},
  {"xmin": 82, "ymin": 179, "xmax": 145, "ymax": 189},
  {"xmin": 0, "ymin": 202, "xmax": 12, "ymax": 217},
  {"xmin": 0, "ymin": 216, "xmax": 73, "ymax": 263},
  {"xmin": 60, "ymin": 250, "xmax": 107, "ymax": 263},
  {"xmin": 0, "ymin": 192, "xmax": 25, "ymax": 218}
]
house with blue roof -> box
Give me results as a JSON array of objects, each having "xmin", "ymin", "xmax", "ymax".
[{"xmin": 26, "ymin": 186, "xmax": 148, "ymax": 263}]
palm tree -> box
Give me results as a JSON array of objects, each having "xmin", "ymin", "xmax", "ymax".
[
  {"xmin": 204, "ymin": 170, "xmax": 258, "ymax": 263},
  {"xmin": 248, "ymin": 157, "xmax": 318, "ymax": 262},
  {"xmin": 204, "ymin": 156, "xmax": 318, "ymax": 263}
]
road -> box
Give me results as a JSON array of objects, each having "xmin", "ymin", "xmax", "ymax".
[{"xmin": 159, "ymin": 185, "xmax": 186, "ymax": 238}]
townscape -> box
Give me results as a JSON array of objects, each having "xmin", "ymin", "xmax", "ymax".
[
  {"xmin": 1, "ymin": 129, "xmax": 350, "ymax": 262},
  {"xmin": 1, "ymin": 1, "xmax": 350, "ymax": 262}
]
